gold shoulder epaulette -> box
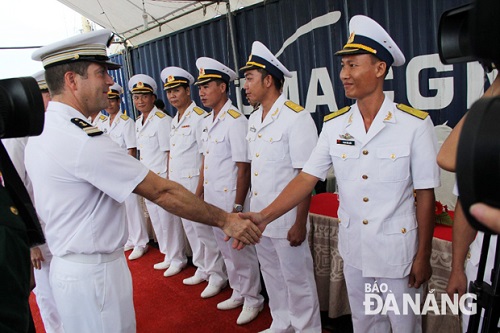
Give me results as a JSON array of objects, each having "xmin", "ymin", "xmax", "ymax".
[
  {"xmin": 324, "ymin": 106, "xmax": 351, "ymax": 122},
  {"xmin": 396, "ymin": 104, "xmax": 428, "ymax": 120},
  {"xmin": 71, "ymin": 118, "xmax": 103, "ymax": 137},
  {"xmin": 99, "ymin": 114, "xmax": 108, "ymax": 121},
  {"xmin": 227, "ymin": 109, "xmax": 241, "ymax": 119},
  {"xmin": 155, "ymin": 111, "xmax": 166, "ymax": 119},
  {"xmin": 120, "ymin": 114, "xmax": 130, "ymax": 121},
  {"xmin": 193, "ymin": 106, "xmax": 205, "ymax": 116},
  {"xmin": 284, "ymin": 100, "xmax": 304, "ymax": 112}
]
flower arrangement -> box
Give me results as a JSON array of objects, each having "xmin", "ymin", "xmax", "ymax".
[{"xmin": 435, "ymin": 201, "xmax": 454, "ymax": 226}]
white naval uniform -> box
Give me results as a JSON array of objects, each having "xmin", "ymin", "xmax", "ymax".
[
  {"xmin": 25, "ymin": 101, "xmax": 150, "ymax": 333},
  {"xmin": 303, "ymin": 97, "xmax": 440, "ymax": 333},
  {"xmin": 95, "ymin": 112, "xmax": 149, "ymax": 250},
  {"xmin": 3, "ymin": 137, "xmax": 64, "ymax": 333},
  {"xmin": 169, "ymin": 102, "xmax": 226, "ymax": 286},
  {"xmin": 201, "ymin": 99, "xmax": 263, "ymax": 306},
  {"xmin": 136, "ymin": 106, "xmax": 187, "ymax": 268},
  {"xmin": 247, "ymin": 94, "xmax": 321, "ymax": 332}
]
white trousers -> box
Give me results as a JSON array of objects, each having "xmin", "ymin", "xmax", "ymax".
[
  {"xmin": 50, "ymin": 251, "xmax": 135, "ymax": 333},
  {"xmin": 124, "ymin": 193, "xmax": 148, "ymax": 248},
  {"xmin": 183, "ymin": 220, "xmax": 226, "ymax": 286},
  {"xmin": 343, "ymin": 263, "xmax": 422, "ymax": 333},
  {"xmin": 32, "ymin": 244, "xmax": 64, "ymax": 333},
  {"xmin": 213, "ymin": 227, "xmax": 263, "ymax": 306},
  {"xmin": 144, "ymin": 199, "xmax": 187, "ymax": 268},
  {"xmin": 256, "ymin": 236, "xmax": 321, "ymax": 333}
]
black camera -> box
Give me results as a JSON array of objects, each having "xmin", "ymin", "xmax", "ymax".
[
  {"xmin": 438, "ymin": 0, "xmax": 500, "ymax": 235},
  {"xmin": 0, "ymin": 76, "xmax": 45, "ymax": 139}
]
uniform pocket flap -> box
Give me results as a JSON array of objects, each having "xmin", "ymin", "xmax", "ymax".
[{"xmin": 376, "ymin": 145, "xmax": 410, "ymax": 161}]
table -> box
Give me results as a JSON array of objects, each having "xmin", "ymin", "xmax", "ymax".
[{"xmin": 308, "ymin": 213, "xmax": 462, "ymax": 333}]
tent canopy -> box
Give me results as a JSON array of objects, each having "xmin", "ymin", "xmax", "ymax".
[{"xmin": 57, "ymin": 0, "xmax": 263, "ymax": 46}]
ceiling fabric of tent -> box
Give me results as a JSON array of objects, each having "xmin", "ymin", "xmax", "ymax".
[{"xmin": 56, "ymin": 0, "xmax": 264, "ymax": 45}]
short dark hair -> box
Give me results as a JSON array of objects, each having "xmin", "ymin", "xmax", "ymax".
[
  {"xmin": 45, "ymin": 61, "xmax": 92, "ymax": 95},
  {"xmin": 256, "ymin": 68, "xmax": 283, "ymax": 91},
  {"xmin": 213, "ymin": 79, "xmax": 229, "ymax": 93}
]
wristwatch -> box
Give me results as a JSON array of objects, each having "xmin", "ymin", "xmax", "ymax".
[{"xmin": 233, "ymin": 204, "xmax": 243, "ymax": 212}]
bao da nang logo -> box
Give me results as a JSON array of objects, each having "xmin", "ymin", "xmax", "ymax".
[{"xmin": 363, "ymin": 281, "xmax": 477, "ymax": 315}]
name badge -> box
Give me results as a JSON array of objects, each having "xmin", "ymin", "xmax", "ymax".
[{"xmin": 337, "ymin": 139, "xmax": 355, "ymax": 146}]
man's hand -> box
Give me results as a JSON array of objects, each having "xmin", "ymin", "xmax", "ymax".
[
  {"xmin": 287, "ymin": 222, "xmax": 306, "ymax": 247},
  {"xmin": 408, "ymin": 255, "xmax": 432, "ymax": 288},
  {"xmin": 221, "ymin": 213, "xmax": 261, "ymax": 249},
  {"xmin": 239, "ymin": 211, "xmax": 268, "ymax": 233},
  {"xmin": 446, "ymin": 267, "xmax": 468, "ymax": 299},
  {"xmin": 31, "ymin": 246, "xmax": 45, "ymax": 270}
]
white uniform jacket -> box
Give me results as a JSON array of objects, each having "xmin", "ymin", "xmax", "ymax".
[
  {"xmin": 136, "ymin": 107, "xmax": 172, "ymax": 174},
  {"xmin": 95, "ymin": 112, "xmax": 136, "ymax": 150},
  {"xmin": 169, "ymin": 102, "xmax": 207, "ymax": 190},
  {"xmin": 303, "ymin": 97, "xmax": 440, "ymax": 278},
  {"xmin": 247, "ymin": 95, "xmax": 318, "ymax": 238},
  {"xmin": 25, "ymin": 101, "xmax": 149, "ymax": 257},
  {"xmin": 201, "ymin": 99, "xmax": 248, "ymax": 212}
]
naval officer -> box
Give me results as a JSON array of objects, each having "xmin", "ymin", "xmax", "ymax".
[
  {"xmin": 241, "ymin": 41, "xmax": 321, "ymax": 332},
  {"xmin": 241, "ymin": 16, "xmax": 440, "ymax": 333},
  {"xmin": 160, "ymin": 66, "xmax": 227, "ymax": 292},
  {"xmin": 26, "ymin": 29, "xmax": 261, "ymax": 333},
  {"xmin": 130, "ymin": 74, "xmax": 188, "ymax": 277},
  {"xmin": 95, "ymin": 82, "xmax": 149, "ymax": 261},
  {"xmin": 196, "ymin": 57, "xmax": 265, "ymax": 324}
]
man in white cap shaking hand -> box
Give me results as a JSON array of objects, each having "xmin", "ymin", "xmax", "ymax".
[
  {"xmin": 26, "ymin": 29, "xmax": 261, "ymax": 333},
  {"xmin": 241, "ymin": 16, "xmax": 440, "ymax": 333}
]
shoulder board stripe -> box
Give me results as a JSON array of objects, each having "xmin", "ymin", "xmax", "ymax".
[
  {"xmin": 227, "ymin": 109, "xmax": 241, "ymax": 119},
  {"xmin": 120, "ymin": 114, "xmax": 130, "ymax": 121},
  {"xmin": 155, "ymin": 111, "xmax": 166, "ymax": 118},
  {"xmin": 396, "ymin": 104, "xmax": 428, "ymax": 120},
  {"xmin": 71, "ymin": 118, "xmax": 103, "ymax": 136},
  {"xmin": 98, "ymin": 114, "xmax": 107, "ymax": 121},
  {"xmin": 193, "ymin": 106, "xmax": 205, "ymax": 116},
  {"xmin": 284, "ymin": 100, "xmax": 304, "ymax": 112},
  {"xmin": 324, "ymin": 106, "xmax": 351, "ymax": 122}
]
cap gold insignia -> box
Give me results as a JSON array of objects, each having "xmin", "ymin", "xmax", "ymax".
[
  {"xmin": 247, "ymin": 54, "xmax": 253, "ymax": 62},
  {"xmin": 167, "ymin": 75, "xmax": 175, "ymax": 83},
  {"xmin": 137, "ymin": 82, "xmax": 144, "ymax": 88},
  {"xmin": 347, "ymin": 32, "xmax": 355, "ymax": 44},
  {"xmin": 384, "ymin": 111, "xmax": 393, "ymax": 121},
  {"xmin": 74, "ymin": 54, "xmax": 80, "ymax": 60},
  {"xmin": 199, "ymin": 68, "xmax": 205, "ymax": 76}
]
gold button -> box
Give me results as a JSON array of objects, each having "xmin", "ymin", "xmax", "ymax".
[
  {"xmin": 215, "ymin": 139, "xmax": 218, "ymax": 143},
  {"xmin": 401, "ymin": 228, "xmax": 407, "ymax": 234},
  {"xmin": 206, "ymin": 151, "xmax": 209, "ymax": 154},
  {"xmin": 363, "ymin": 197, "xmax": 369, "ymax": 202},
  {"xmin": 362, "ymin": 175, "xmax": 368, "ymax": 180},
  {"xmin": 341, "ymin": 153, "xmax": 346, "ymax": 159},
  {"xmin": 254, "ymin": 172, "xmax": 258, "ymax": 176},
  {"xmin": 224, "ymin": 188, "xmax": 228, "ymax": 192},
  {"xmin": 258, "ymin": 133, "xmax": 262, "ymax": 138},
  {"xmin": 363, "ymin": 150, "xmax": 369, "ymax": 155},
  {"xmin": 188, "ymin": 175, "xmax": 192, "ymax": 179},
  {"xmin": 269, "ymin": 138, "xmax": 273, "ymax": 142},
  {"xmin": 466, "ymin": 251, "xmax": 471, "ymax": 260},
  {"xmin": 140, "ymin": 157, "xmax": 143, "ymax": 160},
  {"xmin": 256, "ymin": 153, "xmax": 260, "ymax": 157},
  {"xmin": 338, "ymin": 219, "xmax": 341, "ymax": 224},
  {"xmin": 362, "ymin": 219, "xmax": 368, "ymax": 225},
  {"xmin": 204, "ymin": 181, "xmax": 208, "ymax": 185},
  {"xmin": 172, "ymin": 143, "xmax": 176, "ymax": 146},
  {"xmin": 205, "ymin": 165, "xmax": 208, "ymax": 169},
  {"xmin": 10, "ymin": 206, "xmax": 18, "ymax": 215},
  {"xmin": 254, "ymin": 192, "xmax": 258, "ymax": 196},
  {"xmin": 390, "ymin": 153, "xmax": 396, "ymax": 159}
]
